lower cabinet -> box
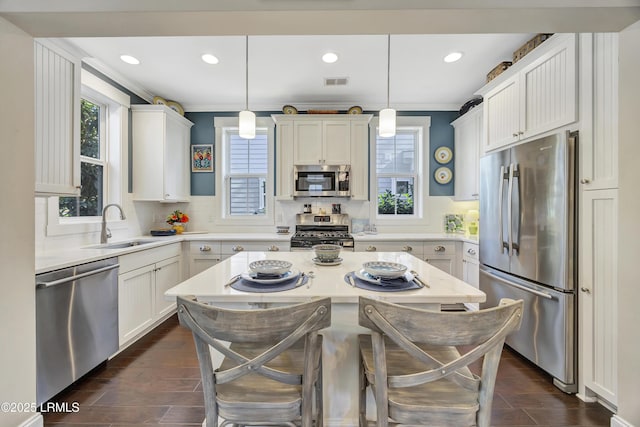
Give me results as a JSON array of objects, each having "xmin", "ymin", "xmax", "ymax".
[
  {"xmin": 220, "ymin": 241, "xmax": 290, "ymax": 258},
  {"xmin": 354, "ymin": 241, "xmax": 424, "ymax": 259},
  {"xmin": 188, "ymin": 241, "xmax": 222, "ymax": 277},
  {"xmin": 118, "ymin": 244, "xmax": 182, "ymax": 348},
  {"xmin": 462, "ymin": 242, "xmax": 479, "ymax": 311},
  {"xmin": 423, "ymin": 241, "xmax": 460, "ymax": 279}
]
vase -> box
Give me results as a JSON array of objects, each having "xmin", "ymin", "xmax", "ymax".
[{"xmin": 172, "ymin": 223, "xmax": 186, "ymax": 234}]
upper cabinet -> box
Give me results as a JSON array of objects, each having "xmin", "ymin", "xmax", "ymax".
[
  {"xmin": 273, "ymin": 114, "xmax": 372, "ymax": 200},
  {"xmin": 293, "ymin": 119, "xmax": 351, "ymax": 165},
  {"xmin": 34, "ymin": 40, "xmax": 81, "ymax": 196},
  {"xmin": 452, "ymin": 105, "xmax": 482, "ymax": 201},
  {"xmin": 131, "ymin": 105, "xmax": 193, "ymax": 202},
  {"xmin": 477, "ymin": 33, "xmax": 577, "ymax": 153}
]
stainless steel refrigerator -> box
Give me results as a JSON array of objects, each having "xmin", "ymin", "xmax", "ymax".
[{"xmin": 479, "ymin": 130, "xmax": 578, "ymax": 393}]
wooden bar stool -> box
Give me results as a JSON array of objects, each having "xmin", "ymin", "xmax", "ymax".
[{"xmin": 178, "ymin": 295, "xmax": 331, "ymax": 427}]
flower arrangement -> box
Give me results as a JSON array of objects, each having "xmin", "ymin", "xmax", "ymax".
[{"xmin": 166, "ymin": 210, "xmax": 189, "ymax": 225}]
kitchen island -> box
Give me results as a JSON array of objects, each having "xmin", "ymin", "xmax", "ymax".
[{"xmin": 165, "ymin": 251, "xmax": 485, "ymax": 426}]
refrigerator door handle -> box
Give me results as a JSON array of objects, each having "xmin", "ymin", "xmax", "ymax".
[
  {"xmin": 482, "ymin": 269, "xmax": 554, "ymax": 300},
  {"xmin": 498, "ymin": 165, "xmax": 508, "ymax": 253},
  {"xmin": 507, "ymin": 163, "xmax": 514, "ymax": 255},
  {"xmin": 509, "ymin": 163, "xmax": 520, "ymax": 254}
]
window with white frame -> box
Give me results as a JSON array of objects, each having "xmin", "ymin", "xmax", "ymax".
[
  {"xmin": 215, "ymin": 117, "xmax": 275, "ymax": 225},
  {"xmin": 59, "ymin": 97, "xmax": 107, "ymax": 217},
  {"xmin": 371, "ymin": 116, "xmax": 430, "ymax": 224},
  {"xmin": 47, "ymin": 69, "xmax": 129, "ymax": 235}
]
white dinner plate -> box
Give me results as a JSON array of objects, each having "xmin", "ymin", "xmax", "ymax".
[
  {"xmin": 241, "ymin": 268, "xmax": 300, "ymax": 285},
  {"xmin": 434, "ymin": 146, "xmax": 453, "ymax": 164},
  {"xmin": 313, "ymin": 257, "xmax": 343, "ymax": 266},
  {"xmin": 434, "ymin": 166, "xmax": 453, "ymax": 184},
  {"xmin": 354, "ymin": 269, "xmax": 413, "ymax": 286}
]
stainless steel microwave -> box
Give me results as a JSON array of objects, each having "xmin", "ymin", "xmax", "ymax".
[{"xmin": 293, "ymin": 165, "xmax": 351, "ymax": 198}]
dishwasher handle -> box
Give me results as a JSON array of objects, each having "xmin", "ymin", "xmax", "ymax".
[{"xmin": 36, "ymin": 263, "xmax": 120, "ymax": 288}]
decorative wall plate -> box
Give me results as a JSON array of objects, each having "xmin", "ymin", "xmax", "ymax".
[
  {"xmin": 167, "ymin": 101, "xmax": 185, "ymax": 116},
  {"xmin": 434, "ymin": 146, "xmax": 453, "ymax": 164},
  {"xmin": 347, "ymin": 106, "xmax": 363, "ymax": 114},
  {"xmin": 434, "ymin": 166, "xmax": 453, "ymax": 184},
  {"xmin": 282, "ymin": 105, "xmax": 298, "ymax": 114},
  {"xmin": 152, "ymin": 96, "xmax": 168, "ymax": 105}
]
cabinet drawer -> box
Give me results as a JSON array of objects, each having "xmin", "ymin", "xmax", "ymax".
[
  {"xmin": 424, "ymin": 241, "xmax": 456, "ymax": 255},
  {"xmin": 355, "ymin": 241, "xmax": 423, "ymax": 257},
  {"xmin": 221, "ymin": 241, "xmax": 289, "ymax": 254},
  {"xmin": 189, "ymin": 241, "xmax": 222, "ymax": 257},
  {"xmin": 462, "ymin": 242, "xmax": 479, "ymax": 261},
  {"xmin": 119, "ymin": 243, "xmax": 182, "ymax": 274}
]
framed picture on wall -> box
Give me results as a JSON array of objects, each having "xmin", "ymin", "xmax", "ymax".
[{"xmin": 191, "ymin": 144, "xmax": 214, "ymax": 172}]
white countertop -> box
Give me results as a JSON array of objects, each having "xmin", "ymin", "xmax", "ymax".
[
  {"xmin": 164, "ymin": 251, "xmax": 485, "ymax": 305},
  {"xmin": 35, "ymin": 232, "xmax": 478, "ymax": 274}
]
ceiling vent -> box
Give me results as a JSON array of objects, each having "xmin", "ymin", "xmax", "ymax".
[{"xmin": 324, "ymin": 77, "xmax": 349, "ymax": 86}]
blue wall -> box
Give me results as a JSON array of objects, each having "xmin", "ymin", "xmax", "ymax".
[{"xmin": 184, "ymin": 110, "xmax": 461, "ymax": 197}]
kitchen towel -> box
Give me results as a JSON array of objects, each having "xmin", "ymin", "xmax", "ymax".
[{"xmin": 344, "ymin": 272, "xmax": 421, "ymax": 292}]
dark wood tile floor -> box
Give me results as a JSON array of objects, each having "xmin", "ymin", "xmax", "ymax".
[{"xmin": 44, "ymin": 315, "xmax": 613, "ymax": 426}]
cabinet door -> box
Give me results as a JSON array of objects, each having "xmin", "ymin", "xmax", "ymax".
[
  {"xmin": 350, "ymin": 121, "xmax": 369, "ymax": 200},
  {"xmin": 453, "ymin": 107, "xmax": 482, "ymax": 200},
  {"xmin": 34, "ymin": 41, "xmax": 81, "ymax": 196},
  {"xmin": 294, "ymin": 121, "xmax": 323, "ymax": 164},
  {"xmin": 164, "ymin": 115, "xmax": 191, "ymax": 201},
  {"xmin": 484, "ymin": 77, "xmax": 520, "ymax": 152},
  {"xmin": 580, "ymin": 33, "xmax": 618, "ymax": 191},
  {"xmin": 580, "ymin": 189, "xmax": 618, "ymax": 405},
  {"xmin": 425, "ymin": 257, "xmax": 455, "ymax": 276},
  {"xmin": 155, "ymin": 255, "xmax": 182, "ymax": 318},
  {"xmin": 520, "ymin": 34, "xmax": 577, "ymax": 140},
  {"xmin": 276, "ymin": 121, "xmax": 295, "ymax": 199},
  {"xmin": 118, "ymin": 265, "xmax": 155, "ymax": 346},
  {"xmin": 322, "ymin": 121, "xmax": 351, "ymax": 164}
]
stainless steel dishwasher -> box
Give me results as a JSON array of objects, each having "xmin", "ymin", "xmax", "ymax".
[{"xmin": 35, "ymin": 257, "xmax": 119, "ymax": 405}]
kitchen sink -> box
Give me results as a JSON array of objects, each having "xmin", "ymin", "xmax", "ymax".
[{"xmin": 85, "ymin": 239, "xmax": 158, "ymax": 250}]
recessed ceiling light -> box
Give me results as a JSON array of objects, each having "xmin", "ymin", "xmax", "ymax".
[
  {"xmin": 444, "ymin": 52, "xmax": 463, "ymax": 63},
  {"xmin": 322, "ymin": 52, "xmax": 339, "ymax": 64},
  {"xmin": 120, "ymin": 55, "xmax": 140, "ymax": 65},
  {"xmin": 201, "ymin": 54, "xmax": 219, "ymax": 65}
]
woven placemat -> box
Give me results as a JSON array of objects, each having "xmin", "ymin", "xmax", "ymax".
[{"xmin": 230, "ymin": 274, "xmax": 309, "ymax": 293}]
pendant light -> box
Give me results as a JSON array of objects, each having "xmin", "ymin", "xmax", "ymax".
[
  {"xmin": 379, "ymin": 34, "xmax": 396, "ymax": 138},
  {"xmin": 239, "ymin": 35, "xmax": 256, "ymax": 139}
]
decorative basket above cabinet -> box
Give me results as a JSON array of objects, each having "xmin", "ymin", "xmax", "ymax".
[{"xmin": 131, "ymin": 105, "xmax": 194, "ymax": 202}]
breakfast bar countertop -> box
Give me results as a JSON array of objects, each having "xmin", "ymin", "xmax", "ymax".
[{"xmin": 164, "ymin": 250, "xmax": 485, "ymax": 305}]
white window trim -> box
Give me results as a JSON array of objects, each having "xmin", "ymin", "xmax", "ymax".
[
  {"xmin": 46, "ymin": 69, "xmax": 130, "ymax": 236},
  {"xmin": 213, "ymin": 116, "xmax": 275, "ymax": 227},
  {"xmin": 369, "ymin": 116, "xmax": 431, "ymax": 228}
]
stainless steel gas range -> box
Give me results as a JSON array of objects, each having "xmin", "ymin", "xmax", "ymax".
[{"xmin": 290, "ymin": 213, "xmax": 354, "ymax": 251}]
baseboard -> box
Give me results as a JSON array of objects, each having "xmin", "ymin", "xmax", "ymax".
[
  {"xmin": 17, "ymin": 413, "xmax": 43, "ymax": 427},
  {"xmin": 611, "ymin": 414, "xmax": 635, "ymax": 427}
]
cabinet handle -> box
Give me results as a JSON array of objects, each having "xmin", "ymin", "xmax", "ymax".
[
  {"xmin": 75, "ymin": 185, "xmax": 82, "ymax": 189},
  {"xmin": 580, "ymin": 178, "xmax": 591, "ymax": 184},
  {"xmin": 467, "ymin": 249, "xmax": 476, "ymax": 255},
  {"xmin": 232, "ymin": 245, "xmax": 244, "ymax": 252},
  {"xmin": 402, "ymin": 246, "xmax": 412, "ymax": 252},
  {"xmin": 580, "ymin": 287, "xmax": 591, "ymax": 294},
  {"xmin": 200, "ymin": 245, "xmax": 212, "ymax": 252},
  {"xmin": 366, "ymin": 246, "xmax": 377, "ymax": 252},
  {"xmin": 471, "ymin": 193, "xmax": 479, "ymax": 197},
  {"xmin": 165, "ymin": 193, "xmax": 171, "ymax": 198},
  {"xmin": 512, "ymin": 133, "xmax": 519, "ymax": 137},
  {"xmin": 518, "ymin": 131, "xmax": 524, "ymax": 135},
  {"xmin": 434, "ymin": 245, "xmax": 446, "ymax": 252},
  {"xmin": 268, "ymin": 245, "xmax": 279, "ymax": 251}
]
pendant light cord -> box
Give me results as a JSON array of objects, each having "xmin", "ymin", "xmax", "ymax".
[
  {"xmin": 245, "ymin": 35, "xmax": 249, "ymax": 111},
  {"xmin": 386, "ymin": 34, "xmax": 391, "ymax": 109}
]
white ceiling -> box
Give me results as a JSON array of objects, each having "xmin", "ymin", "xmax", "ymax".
[{"xmin": 60, "ymin": 33, "xmax": 534, "ymax": 112}]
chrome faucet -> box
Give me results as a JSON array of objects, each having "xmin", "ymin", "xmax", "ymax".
[{"xmin": 101, "ymin": 204, "xmax": 126, "ymax": 243}]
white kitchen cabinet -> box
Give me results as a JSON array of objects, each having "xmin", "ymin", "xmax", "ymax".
[
  {"xmin": 221, "ymin": 240, "xmax": 290, "ymax": 258},
  {"xmin": 275, "ymin": 120, "xmax": 295, "ymax": 200},
  {"xmin": 117, "ymin": 243, "xmax": 182, "ymax": 347},
  {"xmin": 355, "ymin": 240, "xmax": 424, "ymax": 259},
  {"xmin": 293, "ymin": 120, "xmax": 350, "ymax": 165},
  {"xmin": 424, "ymin": 241, "xmax": 460, "ymax": 279},
  {"xmin": 273, "ymin": 114, "xmax": 372, "ymax": 199},
  {"xmin": 578, "ymin": 33, "xmax": 619, "ymax": 406},
  {"xmin": 579, "ymin": 33, "xmax": 619, "ymax": 191},
  {"xmin": 452, "ymin": 105, "xmax": 482, "ymax": 201},
  {"xmin": 478, "ymin": 33, "xmax": 577, "ymax": 153},
  {"xmin": 34, "ymin": 40, "xmax": 81, "ymax": 196},
  {"xmin": 131, "ymin": 105, "xmax": 193, "ymax": 202},
  {"xmin": 349, "ymin": 120, "xmax": 370, "ymax": 200},
  {"xmin": 579, "ymin": 189, "xmax": 618, "ymax": 405},
  {"xmin": 188, "ymin": 241, "xmax": 222, "ymax": 277},
  {"xmin": 462, "ymin": 242, "xmax": 479, "ymax": 311}
]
